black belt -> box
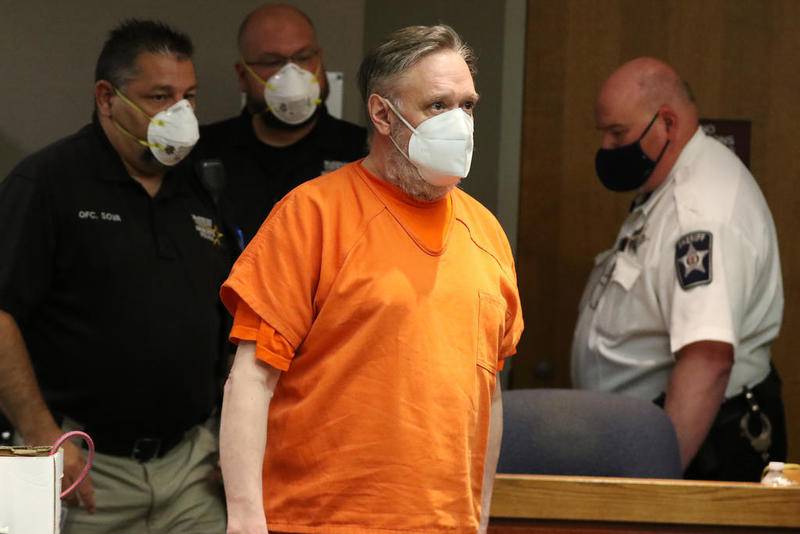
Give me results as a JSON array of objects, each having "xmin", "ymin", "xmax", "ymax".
[
  {"xmin": 89, "ymin": 431, "xmax": 187, "ymax": 462},
  {"xmin": 53, "ymin": 413, "xmax": 189, "ymax": 462}
]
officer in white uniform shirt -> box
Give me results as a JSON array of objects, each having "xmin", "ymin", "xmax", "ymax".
[{"xmin": 571, "ymin": 57, "xmax": 786, "ymax": 482}]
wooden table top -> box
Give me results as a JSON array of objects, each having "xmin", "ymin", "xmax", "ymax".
[{"xmin": 490, "ymin": 473, "xmax": 800, "ymax": 530}]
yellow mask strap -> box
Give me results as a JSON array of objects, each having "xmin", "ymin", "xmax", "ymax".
[
  {"xmin": 110, "ymin": 119, "xmax": 166, "ymax": 151},
  {"xmin": 240, "ymin": 58, "xmax": 270, "ymax": 89},
  {"xmin": 113, "ymin": 88, "xmax": 166, "ymax": 127},
  {"xmin": 311, "ymin": 63, "xmax": 322, "ymax": 105}
]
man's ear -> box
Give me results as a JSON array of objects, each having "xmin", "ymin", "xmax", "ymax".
[
  {"xmin": 660, "ymin": 106, "xmax": 679, "ymax": 139},
  {"xmin": 95, "ymin": 80, "xmax": 115, "ymax": 117},
  {"xmin": 234, "ymin": 62, "xmax": 249, "ymax": 92},
  {"xmin": 367, "ymin": 94, "xmax": 392, "ymax": 136}
]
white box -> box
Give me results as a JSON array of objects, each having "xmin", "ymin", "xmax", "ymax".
[{"xmin": 0, "ymin": 448, "xmax": 63, "ymax": 534}]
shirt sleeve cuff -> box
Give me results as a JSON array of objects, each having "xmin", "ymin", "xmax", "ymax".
[
  {"xmin": 229, "ymin": 296, "xmax": 296, "ymax": 370},
  {"xmin": 670, "ymin": 326, "xmax": 737, "ymax": 355},
  {"xmin": 229, "ymin": 324, "xmax": 259, "ymax": 344}
]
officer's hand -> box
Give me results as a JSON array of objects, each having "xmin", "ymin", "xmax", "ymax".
[{"xmin": 61, "ymin": 440, "xmax": 96, "ymax": 513}]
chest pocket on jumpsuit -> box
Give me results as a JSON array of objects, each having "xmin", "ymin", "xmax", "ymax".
[
  {"xmin": 477, "ymin": 291, "xmax": 507, "ymax": 374},
  {"xmin": 595, "ymin": 252, "xmax": 643, "ymax": 338}
]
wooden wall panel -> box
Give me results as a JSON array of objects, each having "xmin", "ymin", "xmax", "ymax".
[
  {"xmin": 512, "ymin": 0, "xmax": 800, "ymax": 454},
  {"xmin": 514, "ymin": 0, "xmax": 570, "ymax": 388}
]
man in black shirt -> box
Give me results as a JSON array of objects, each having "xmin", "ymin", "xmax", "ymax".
[
  {"xmin": 200, "ymin": 3, "xmax": 367, "ymax": 245},
  {"xmin": 0, "ymin": 20, "xmax": 228, "ymax": 533}
]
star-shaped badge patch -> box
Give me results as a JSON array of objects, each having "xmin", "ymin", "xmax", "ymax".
[{"xmin": 675, "ymin": 231, "xmax": 713, "ymax": 289}]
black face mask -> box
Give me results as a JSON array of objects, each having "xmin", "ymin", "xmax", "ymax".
[{"xmin": 595, "ymin": 112, "xmax": 670, "ymax": 192}]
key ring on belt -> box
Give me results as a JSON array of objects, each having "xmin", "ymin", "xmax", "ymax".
[{"xmin": 739, "ymin": 385, "xmax": 772, "ymax": 462}]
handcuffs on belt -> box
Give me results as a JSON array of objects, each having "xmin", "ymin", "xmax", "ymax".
[{"xmin": 739, "ymin": 385, "xmax": 772, "ymax": 462}]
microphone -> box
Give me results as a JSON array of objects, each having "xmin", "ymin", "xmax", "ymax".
[
  {"xmin": 196, "ymin": 159, "xmax": 244, "ymax": 252},
  {"xmin": 196, "ymin": 159, "xmax": 226, "ymax": 206}
]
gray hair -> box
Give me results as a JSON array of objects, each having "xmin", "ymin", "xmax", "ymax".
[{"xmin": 357, "ymin": 24, "xmax": 476, "ymax": 103}]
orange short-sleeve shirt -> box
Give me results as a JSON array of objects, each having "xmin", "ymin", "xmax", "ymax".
[{"xmin": 221, "ymin": 162, "xmax": 523, "ymax": 533}]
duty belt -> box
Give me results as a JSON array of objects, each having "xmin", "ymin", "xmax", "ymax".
[{"xmin": 654, "ymin": 367, "xmax": 780, "ymax": 460}]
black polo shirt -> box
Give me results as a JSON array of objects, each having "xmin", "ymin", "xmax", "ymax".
[
  {"xmin": 0, "ymin": 119, "xmax": 232, "ymax": 442},
  {"xmin": 199, "ymin": 106, "xmax": 367, "ymax": 244}
]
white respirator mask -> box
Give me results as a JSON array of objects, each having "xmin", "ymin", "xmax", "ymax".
[
  {"xmin": 113, "ymin": 89, "xmax": 199, "ymax": 166},
  {"xmin": 383, "ymin": 98, "xmax": 474, "ymax": 187},
  {"xmin": 243, "ymin": 60, "xmax": 321, "ymax": 125}
]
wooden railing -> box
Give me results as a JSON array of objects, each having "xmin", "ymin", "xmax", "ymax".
[{"xmin": 489, "ymin": 474, "xmax": 800, "ymax": 533}]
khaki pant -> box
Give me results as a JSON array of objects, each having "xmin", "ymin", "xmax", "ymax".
[{"xmin": 18, "ymin": 422, "xmax": 227, "ymax": 533}]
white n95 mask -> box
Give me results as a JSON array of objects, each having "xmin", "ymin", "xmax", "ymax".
[
  {"xmin": 146, "ymin": 100, "xmax": 200, "ymax": 166},
  {"xmin": 113, "ymin": 89, "xmax": 199, "ymax": 166},
  {"xmin": 384, "ymin": 98, "xmax": 474, "ymax": 187},
  {"xmin": 243, "ymin": 61, "xmax": 321, "ymax": 125}
]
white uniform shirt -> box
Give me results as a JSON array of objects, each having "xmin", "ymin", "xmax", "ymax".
[{"xmin": 571, "ymin": 128, "xmax": 783, "ymax": 401}]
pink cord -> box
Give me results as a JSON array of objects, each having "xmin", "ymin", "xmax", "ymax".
[{"xmin": 50, "ymin": 430, "xmax": 95, "ymax": 498}]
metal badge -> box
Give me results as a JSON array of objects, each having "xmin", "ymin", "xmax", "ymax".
[{"xmin": 627, "ymin": 225, "xmax": 647, "ymax": 254}]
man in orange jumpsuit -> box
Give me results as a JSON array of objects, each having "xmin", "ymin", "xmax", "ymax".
[{"xmin": 219, "ymin": 24, "xmax": 524, "ymax": 534}]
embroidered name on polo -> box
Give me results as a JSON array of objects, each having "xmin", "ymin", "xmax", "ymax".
[{"xmin": 78, "ymin": 210, "xmax": 122, "ymax": 222}]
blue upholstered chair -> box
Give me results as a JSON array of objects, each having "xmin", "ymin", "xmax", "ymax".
[{"xmin": 498, "ymin": 388, "xmax": 683, "ymax": 478}]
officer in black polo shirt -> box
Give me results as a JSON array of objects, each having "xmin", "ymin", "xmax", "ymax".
[
  {"xmin": 200, "ymin": 3, "xmax": 367, "ymax": 246},
  {"xmin": 0, "ymin": 20, "xmax": 228, "ymax": 533}
]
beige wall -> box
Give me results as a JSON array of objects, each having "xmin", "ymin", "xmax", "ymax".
[
  {"xmin": 1, "ymin": 1, "xmax": 525, "ymax": 227},
  {"xmin": 0, "ymin": 0, "xmax": 365, "ymax": 177}
]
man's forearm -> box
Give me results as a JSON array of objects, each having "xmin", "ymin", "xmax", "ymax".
[
  {"xmin": 220, "ymin": 341, "xmax": 280, "ymax": 524},
  {"xmin": 0, "ymin": 310, "xmax": 60, "ymax": 444},
  {"xmin": 479, "ymin": 379, "xmax": 503, "ymax": 533},
  {"xmin": 665, "ymin": 340, "xmax": 733, "ymax": 469}
]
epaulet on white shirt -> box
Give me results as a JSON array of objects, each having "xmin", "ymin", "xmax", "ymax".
[{"xmin": 672, "ymin": 130, "xmax": 756, "ymax": 233}]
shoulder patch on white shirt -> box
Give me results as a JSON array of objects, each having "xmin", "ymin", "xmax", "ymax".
[{"xmin": 675, "ymin": 231, "xmax": 713, "ymax": 290}]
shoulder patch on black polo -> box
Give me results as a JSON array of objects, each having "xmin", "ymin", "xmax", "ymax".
[{"xmin": 675, "ymin": 231, "xmax": 713, "ymax": 290}]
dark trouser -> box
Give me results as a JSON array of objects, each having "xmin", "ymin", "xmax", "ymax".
[{"xmin": 657, "ymin": 366, "xmax": 787, "ymax": 482}]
